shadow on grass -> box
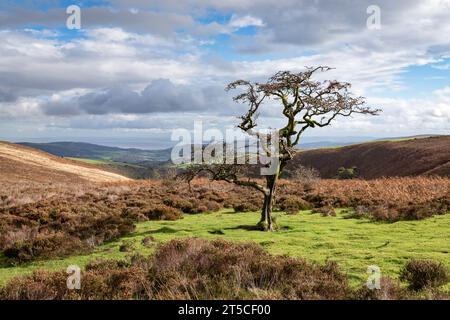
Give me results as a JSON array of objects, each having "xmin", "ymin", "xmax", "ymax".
[
  {"xmin": 224, "ymin": 225, "xmax": 293, "ymax": 232},
  {"xmin": 147, "ymin": 226, "xmax": 179, "ymax": 234},
  {"xmin": 0, "ymin": 254, "xmax": 13, "ymax": 268},
  {"xmin": 208, "ymin": 229, "xmax": 225, "ymax": 235},
  {"xmin": 225, "ymin": 225, "xmax": 264, "ymax": 231}
]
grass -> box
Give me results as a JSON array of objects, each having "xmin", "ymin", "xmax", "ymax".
[
  {"xmin": 66, "ymin": 157, "xmax": 144, "ymax": 168},
  {"xmin": 0, "ymin": 209, "xmax": 449, "ymax": 288},
  {"xmin": 66, "ymin": 157, "xmax": 111, "ymax": 165}
]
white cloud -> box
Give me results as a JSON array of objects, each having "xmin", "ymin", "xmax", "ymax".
[{"xmin": 228, "ymin": 14, "xmax": 265, "ymax": 29}]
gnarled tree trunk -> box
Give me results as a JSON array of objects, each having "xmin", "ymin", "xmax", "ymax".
[{"xmin": 258, "ymin": 163, "xmax": 281, "ymax": 231}]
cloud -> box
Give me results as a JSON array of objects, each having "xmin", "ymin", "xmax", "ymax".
[
  {"xmin": 0, "ymin": 6, "xmax": 194, "ymax": 37},
  {"xmin": 0, "ymin": 29, "xmax": 208, "ymax": 95},
  {"xmin": 0, "ymin": 88, "xmax": 17, "ymax": 102},
  {"xmin": 48, "ymin": 113, "xmax": 236, "ymax": 131},
  {"xmin": 0, "ymin": 97, "xmax": 41, "ymax": 119},
  {"xmin": 1, "ymin": 0, "xmax": 450, "ymax": 143},
  {"xmin": 228, "ymin": 14, "xmax": 265, "ymax": 29},
  {"xmin": 41, "ymin": 79, "xmax": 236, "ymax": 116}
]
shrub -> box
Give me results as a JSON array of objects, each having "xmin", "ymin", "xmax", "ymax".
[
  {"xmin": 277, "ymin": 196, "xmax": 312, "ymax": 214},
  {"xmin": 232, "ymin": 202, "xmax": 260, "ymax": 213},
  {"xmin": 204, "ymin": 200, "xmax": 221, "ymax": 212},
  {"xmin": 0, "ymin": 238, "xmax": 352, "ymax": 300},
  {"xmin": 163, "ymin": 196, "xmax": 194, "ymax": 213},
  {"xmin": 400, "ymin": 259, "xmax": 449, "ymax": 291},
  {"xmin": 145, "ymin": 238, "xmax": 352, "ymax": 299},
  {"xmin": 349, "ymin": 205, "xmax": 371, "ymax": 219},
  {"xmin": 353, "ymin": 277, "xmax": 409, "ymax": 300},
  {"xmin": 119, "ymin": 241, "xmax": 135, "ymax": 253},
  {"xmin": 3, "ymin": 233, "xmax": 89, "ymax": 263},
  {"xmin": 312, "ymin": 205, "xmax": 336, "ymax": 217},
  {"xmin": 3, "ymin": 239, "xmax": 449, "ymax": 300},
  {"xmin": 142, "ymin": 236, "xmax": 155, "ymax": 247},
  {"xmin": 0, "ymin": 262, "xmax": 149, "ymax": 300},
  {"xmin": 121, "ymin": 207, "xmax": 149, "ymax": 222},
  {"xmin": 144, "ymin": 205, "xmax": 182, "ymax": 221},
  {"xmin": 370, "ymin": 206, "xmax": 397, "ymax": 221},
  {"xmin": 348, "ymin": 197, "xmax": 450, "ymax": 222},
  {"xmin": 194, "ymin": 205, "xmax": 208, "ymax": 213},
  {"xmin": 336, "ymin": 167, "xmax": 359, "ymax": 180},
  {"xmin": 287, "ymin": 165, "xmax": 321, "ymax": 191}
]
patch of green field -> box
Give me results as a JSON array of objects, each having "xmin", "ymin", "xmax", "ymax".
[
  {"xmin": 0, "ymin": 210, "xmax": 449, "ymax": 288},
  {"xmin": 67, "ymin": 157, "xmax": 143, "ymax": 168},
  {"xmin": 66, "ymin": 157, "xmax": 111, "ymax": 165}
]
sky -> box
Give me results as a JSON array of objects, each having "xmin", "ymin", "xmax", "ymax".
[{"xmin": 0, "ymin": 0, "xmax": 449, "ymax": 148}]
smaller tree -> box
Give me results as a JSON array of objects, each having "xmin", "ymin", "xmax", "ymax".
[
  {"xmin": 336, "ymin": 166, "xmax": 359, "ymax": 180},
  {"xmin": 290, "ymin": 165, "xmax": 321, "ymax": 191}
]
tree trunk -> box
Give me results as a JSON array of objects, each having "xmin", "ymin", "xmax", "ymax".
[
  {"xmin": 259, "ymin": 194, "xmax": 269, "ymax": 226},
  {"xmin": 258, "ymin": 164, "xmax": 281, "ymax": 231}
]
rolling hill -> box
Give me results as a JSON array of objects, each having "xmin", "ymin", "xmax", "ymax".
[
  {"xmin": 0, "ymin": 141, "xmax": 131, "ymax": 183},
  {"xmin": 288, "ymin": 136, "xmax": 450, "ymax": 179},
  {"xmin": 18, "ymin": 141, "xmax": 172, "ymax": 164},
  {"xmin": 11, "ymin": 136, "xmax": 450, "ymax": 180}
]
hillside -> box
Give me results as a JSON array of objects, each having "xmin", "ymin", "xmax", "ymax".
[
  {"xmin": 0, "ymin": 141, "xmax": 131, "ymax": 183},
  {"xmin": 19, "ymin": 141, "xmax": 172, "ymax": 164},
  {"xmin": 289, "ymin": 136, "xmax": 450, "ymax": 179},
  {"xmin": 13, "ymin": 136, "xmax": 450, "ymax": 180}
]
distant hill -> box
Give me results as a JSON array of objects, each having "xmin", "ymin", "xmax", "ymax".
[
  {"xmin": 0, "ymin": 142, "xmax": 130, "ymax": 183},
  {"xmin": 18, "ymin": 141, "xmax": 172, "ymax": 164},
  {"xmin": 19, "ymin": 138, "xmax": 374, "ymax": 161},
  {"xmin": 287, "ymin": 136, "xmax": 450, "ymax": 179},
  {"xmin": 15, "ymin": 136, "xmax": 450, "ymax": 180}
]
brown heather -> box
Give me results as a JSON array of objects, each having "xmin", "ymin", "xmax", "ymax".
[
  {"xmin": 0, "ymin": 177, "xmax": 449, "ymax": 262},
  {"xmin": 0, "ymin": 238, "xmax": 353, "ymax": 300},
  {"xmin": 1, "ymin": 238, "xmax": 448, "ymax": 300}
]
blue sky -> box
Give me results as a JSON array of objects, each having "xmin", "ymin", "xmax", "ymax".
[{"xmin": 0, "ymin": 0, "xmax": 449, "ymax": 147}]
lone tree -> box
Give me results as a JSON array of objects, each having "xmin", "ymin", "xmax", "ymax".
[{"xmin": 181, "ymin": 66, "xmax": 380, "ymax": 231}]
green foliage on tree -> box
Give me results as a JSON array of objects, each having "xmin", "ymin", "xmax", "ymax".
[{"xmin": 336, "ymin": 167, "xmax": 359, "ymax": 180}]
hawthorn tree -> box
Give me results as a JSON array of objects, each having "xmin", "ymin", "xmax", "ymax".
[{"xmin": 181, "ymin": 66, "xmax": 380, "ymax": 231}]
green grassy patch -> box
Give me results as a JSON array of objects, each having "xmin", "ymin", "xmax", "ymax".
[
  {"xmin": 1, "ymin": 209, "xmax": 449, "ymax": 287},
  {"xmin": 66, "ymin": 157, "xmax": 144, "ymax": 168},
  {"xmin": 66, "ymin": 157, "xmax": 112, "ymax": 165}
]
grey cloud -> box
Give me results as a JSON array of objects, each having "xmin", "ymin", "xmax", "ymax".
[
  {"xmin": 0, "ymin": 7, "xmax": 193, "ymax": 37},
  {"xmin": 0, "ymin": 31, "xmax": 196, "ymax": 94},
  {"xmin": 41, "ymin": 100, "xmax": 81, "ymax": 116},
  {"xmin": 41, "ymin": 79, "xmax": 236, "ymax": 116},
  {"xmin": 81, "ymin": 8, "xmax": 194, "ymax": 37},
  {"xmin": 2, "ymin": 1, "xmax": 446, "ymax": 57},
  {"xmin": 106, "ymin": 0, "xmax": 425, "ymax": 47},
  {"xmin": 230, "ymin": 0, "xmax": 423, "ymax": 51},
  {"xmin": 47, "ymin": 113, "xmax": 236, "ymax": 131},
  {"xmin": 0, "ymin": 88, "xmax": 17, "ymax": 102}
]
